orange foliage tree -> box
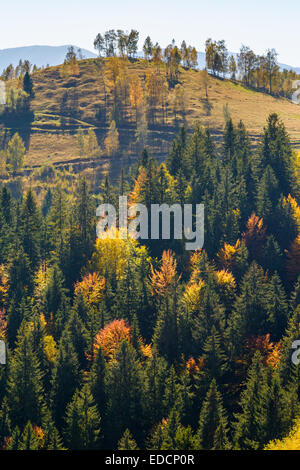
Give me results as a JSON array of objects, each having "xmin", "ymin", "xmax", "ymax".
[
  {"xmin": 242, "ymin": 213, "xmax": 266, "ymax": 258},
  {"xmin": 93, "ymin": 319, "xmax": 131, "ymax": 361},
  {"xmin": 244, "ymin": 334, "xmax": 281, "ymax": 368},
  {"xmin": 150, "ymin": 250, "xmax": 179, "ymax": 296}
]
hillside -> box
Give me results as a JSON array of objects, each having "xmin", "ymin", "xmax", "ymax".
[{"xmin": 3, "ymin": 56, "xmax": 300, "ymax": 187}]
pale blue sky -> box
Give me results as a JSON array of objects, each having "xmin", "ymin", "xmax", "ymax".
[{"xmin": 1, "ymin": 0, "xmax": 299, "ymax": 65}]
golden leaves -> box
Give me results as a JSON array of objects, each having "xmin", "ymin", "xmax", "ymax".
[
  {"xmin": 129, "ymin": 167, "xmax": 148, "ymax": 206},
  {"xmin": 34, "ymin": 264, "xmax": 49, "ymax": 304},
  {"xmin": 129, "ymin": 75, "xmax": 144, "ymax": 116},
  {"xmin": 150, "ymin": 250, "xmax": 178, "ymax": 296},
  {"xmin": 74, "ymin": 272, "xmax": 106, "ymax": 307},
  {"xmin": 90, "ymin": 233, "xmax": 128, "ymax": 280},
  {"xmin": 43, "ymin": 335, "xmax": 58, "ymax": 364},
  {"xmin": 183, "ymin": 280, "xmax": 206, "ymax": 312},
  {"xmin": 217, "ymin": 239, "xmax": 241, "ymax": 270},
  {"xmin": 283, "ymin": 194, "xmax": 300, "ymax": 231},
  {"xmin": 214, "ymin": 269, "xmax": 236, "ymax": 292},
  {"xmin": 265, "ymin": 419, "xmax": 300, "ymax": 450}
]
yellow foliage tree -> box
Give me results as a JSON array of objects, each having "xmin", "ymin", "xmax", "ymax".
[
  {"xmin": 44, "ymin": 335, "xmax": 58, "ymax": 364},
  {"xmin": 214, "ymin": 269, "xmax": 236, "ymax": 287},
  {"xmin": 283, "ymin": 194, "xmax": 300, "ymax": 231},
  {"xmin": 104, "ymin": 120, "xmax": 120, "ymax": 156},
  {"xmin": 74, "ymin": 272, "xmax": 106, "ymax": 307},
  {"xmin": 183, "ymin": 280, "xmax": 206, "ymax": 312},
  {"xmin": 90, "ymin": 231, "xmax": 148, "ymax": 281},
  {"xmin": 34, "ymin": 264, "xmax": 49, "ymax": 305},
  {"xmin": 129, "ymin": 75, "xmax": 144, "ymax": 123},
  {"xmin": 265, "ymin": 419, "xmax": 300, "ymax": 450}
]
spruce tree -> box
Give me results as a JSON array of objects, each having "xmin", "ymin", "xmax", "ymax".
[
  {"xmin": 196, "ymin": 379, "xmax": 229, "ymax": 450},
  {"xmin": 106, "ymin": 340, "xmax": 145, "ymax": 447},
  {"xmin": 64, "ymin": 384, "xmax": 101, "ymax": 450},
  {"xmin": 51, "ymin": 331, "xmax": 82, "ymax": 429},
  {"xmin": 118, "ymin": 429, "xmax": 139, "ymax": 450},
  {"xmin": 6, "ymin": 324, "xmax": 45, "ymax": 429}
]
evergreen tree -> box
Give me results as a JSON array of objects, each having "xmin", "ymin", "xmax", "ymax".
[
  {"xmin": 18, "ymin": 422, "xmax": 40, "ymax": 450},
  {"xmin": 118, "ymin": 429, "xmax": 139, "ymax": 450},
  {"xmin": 6, "ymin": 324, "xmax": 45, "ymax": 428},
  {"xmin": 233, "ymin": 353, "xmax": 267, "ymax": 450},
  {"xmin": 106, "ymin": 340, "xmax": 145, "ymax": 447},
  {"xmin": 64, "ymin": 384, "xmax": 101, "ymax": 450},
  {"xmin": 51, "ymin": 331, "xmax": 82, "ymax": 429},
  {"xmin": 196, "ymin": 380, "xmax": 229, "ymax": 450},
  {"xmin": 23, "ymin": 72, "xmax": 34, "ymax": 97},
  {"xmin": 19, "ymin": 189, "xmax": 41, "ymax": 270}
]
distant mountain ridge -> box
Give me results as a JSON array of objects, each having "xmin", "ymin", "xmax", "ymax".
[
  {"xmin": 0, "ymin": 45, "xmax": 299, "ymax": 75},
  {"xmin": 0, "ymin": 45, "xmax": 97, "ymax": 71}
]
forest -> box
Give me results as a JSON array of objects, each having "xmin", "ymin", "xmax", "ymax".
[{"xmin": 0, "ymin": 110, "xmax": 299, "ymax": 450}]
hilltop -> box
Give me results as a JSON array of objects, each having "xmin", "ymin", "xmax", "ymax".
[{"xmin": 2, "ymin": 56, "xmax": 300, "ymax": 190}]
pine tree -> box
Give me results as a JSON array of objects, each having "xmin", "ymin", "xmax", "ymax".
[
  {"xmin": 42, "ymin": 188, "xmax": 52, "ymax": 218},
  {"xmin": 228, "ymin": 263, "xmax": 272, "ymax": 351},
  {"xmin": 196, "ymin": 379, "xmax": 229, "ymax": 450},
  {"xmin": 223, "ymin": 118, "xmax": 236, "ymax": 165},
  {"xmin": 256, "ymin": 165, "xmax": 279, "ymax": 231},
  {"xmin": 258, "ymin": 114, "xmax": 295, "ymax": 196},
  {"xmin": 89, "ymin": 346, "xmax": 107, "ymax": 420},
  {"xmin": 23, "ymin": 72, "xmax": 34, "ymax": 97},
  {"xmin": 6, "ymin": 324, "xmax": 45, "ymax": 429},
  {"xmin": 167, "ymin": 127, "xmax": 188, "ymax": 177},
  {"xmin": 267, "ymin": 273, "xmax": 289, "ymax": 340},
  {"xmin": 106, "ymin": 340, "xmax": 145, "ymax": 447},
  {"xmin": 118, "ymin": 429, "xmax": 139, "ymax": 450},
  {"xmin": 64, "ymin": 384, "xmax": 101, "ymax": 450},
  {"xmin": 42, "ymin": 413, "xmax": 64, "ymax": 450},
  {"xmin": 144, "ymin": 351, "xmax": 168, "ymax": 427},
  {"xmin": 233, "ymin": 353, "xmax": 266, "ymax": 449},
  {"xmin": 51, "ymin": 331, "xmax": 82, "ymax": 429},
  {"xmin": 0, "ymin": 398, "xmax": 11, "ymax": 447},
  {"xmin": 19, "ymin": 189, "xmax": 41, "ymax": 270},
  {"xmin": 18, "ymin": 422, "xmax": 40, "ymax": 450},
  {"xmin": 202, "ymin": 326, "xmax": 229, "ymax": 383}
]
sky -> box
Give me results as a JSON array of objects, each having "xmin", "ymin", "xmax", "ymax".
[{"xmin": 1, "ymin": 0, "xmax": 299, "ymax": 66}]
